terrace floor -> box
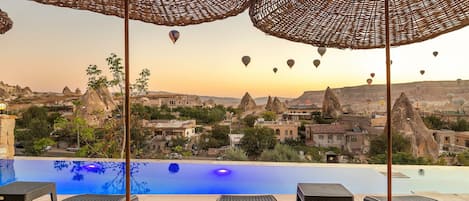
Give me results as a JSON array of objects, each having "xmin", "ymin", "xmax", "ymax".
[{"xmin": 34, "ymin": 193, "xmax": 469, "ymax": 201}]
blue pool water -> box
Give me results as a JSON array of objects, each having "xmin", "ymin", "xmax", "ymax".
[{"xmin": 0, "ymin": 159, "xmax": 468, "ymax": 195}]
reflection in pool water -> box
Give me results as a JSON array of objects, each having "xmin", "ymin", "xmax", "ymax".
[{"xmin": 1, "ymin": 158, "xmax": 469, "ymax": 195}]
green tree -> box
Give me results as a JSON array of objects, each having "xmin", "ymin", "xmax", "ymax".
[
  {"xmin": 31, "ymin": 138, "xmax": 56, "ymax": 156},
  {"xmin": 175, "ymin": 106, "xmax": 226, "ymax": 124},
  {"xmin": 17, "ymin": 106, "xmax": 48, "ymax": 128},
  {"xmin": 15, "ymin": 106, "xmax": 55, "ymax": 155},
  {"xmin": 106, "ymin": 53, "xmax": 124, "ymax": 95},
  {"xmin": 86, "ymin": 64, "xmax": 108, "ymax": 89},
  {"xmin": 243, "ymin": 114, "xmax": 258, "ymax": 127},
  {"xmin": 133, "ymin": 68, "xmax": 151, "ymax": 96},
  {"xmin": 261, "ymin": 111, "xmax": 277, "ymax": 121},
  {"xmin": 240, "ymin": 127, "xmax": 277, "ymax": 158},
  {"xmin": 450, "ymin": 118, "xmax": 469, "ymax": 131},
  {"xmin": 211, "ymin": 125, "xmax": 230, "ymax": 146},
  {"xmin": 456, "ymin": 150, "xmax": 469, "ymax": 166},
  {"xmin": 369, "ymin": 131, "xmax": 411, "ymax": 156},
  {"xmin": 259, "ymin": 144, "xmax": 302, "ymax": 162},
  {"xmin": 423, "ymin": 115, "xmax": 446, "ymax": 130},
  {"xmin": 224, "ymin": 147, "xmax": 248, "ymax": 161}
]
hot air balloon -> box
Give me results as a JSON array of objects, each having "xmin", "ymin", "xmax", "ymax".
[
  {"xmin": 366, "ymin": 78, "xmax": 373, "ymax": 85},
  {"xmin": 241, "ymin": 56, "xmax": 251, "ymax": 67},
  {"xmin": 433, "ymin": 51, "xmax": 438, "ymax": 57},
  {"xmin": 273, "ymin": 67, "xmax": 278, "ymax": 73},
  {"xmin": 420, "ymin": 70, "xmax": 425, "ymax": 75},
  {"xmin": 313, "ymin": 59, "xmax": 320, "ymax": 68},
  {"xmin": 317, "ymin": 46, "xmax": 326, "ymax": 57},
  {"xmin": 169, "ymin": 30, "xmax": 180, "ymax": 44},
  {"xmin": 370, "ymin": 73, "xmax": 375, "ymax": 78},
  {"xmin": 287, "ymin": 59, "xmax": 295, "ymax": 68}
]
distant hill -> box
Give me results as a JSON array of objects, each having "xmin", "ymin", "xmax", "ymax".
[
  {"xmin": 289, "ymin": 80, "xmax": 469, "ymax": 113},
  {"xmin": 198, "ymin": 96, "xmax": 292, "ymax": 106},
  {"xmin": 199, "ymin": 96, "xmax": 240, "ymax": 106}
]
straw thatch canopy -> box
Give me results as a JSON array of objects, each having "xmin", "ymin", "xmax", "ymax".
[
  {"xmin": 32, "ymin": 0, "xmax": 251, "ymax": 26},
  {"xmin": 0, "ymin": 9, "xmax": 13, "ymax": 34},
  {"xmin": 31, "ymin": 0, "xmax": 469, "ymax": 49},
  {"xmin": 250, "ymin": 0, "xmax": 469, "ymax": 49}
]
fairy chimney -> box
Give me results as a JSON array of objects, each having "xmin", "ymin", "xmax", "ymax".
[
  {"xmin": 62, "ymin": 86, "xmax": 73, "ymax": 95},
  {"xmin": 265, "ymin": 96, "xmax": 273, "ymax": 111},
  {"xmin": 272, "ymin": 97, "xmax": 287, "ymax": 114},
  {"xmin": 238, "ymin": 92, "xmax": 257, "ymax": 111},
  {"xmin": 79, "ymin": 86, "xmax": 117, "ymax": 126},
  {"xmin": 322, "ymin": 87, "xmax": 342, "ymax": 119},
  {"xmin": 388, "ymin": 92, "xmax": 439, "ymax": 160}
]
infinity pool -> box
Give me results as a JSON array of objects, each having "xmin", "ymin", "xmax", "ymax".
[{"xmin": 0, "ymin": 158, "xmax": 468, "ymax": 195}]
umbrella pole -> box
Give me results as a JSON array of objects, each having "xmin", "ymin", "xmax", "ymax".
[
  {"xmin": 384, "ymin": 0, "xmax": 392, "ymax": 201},
  {"xmin": 124, "ymin": 0, "xmax": 131, "ymax": 200}
]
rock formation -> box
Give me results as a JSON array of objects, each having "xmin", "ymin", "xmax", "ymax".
[
  {"xmin": 265, "ymin": 96, "xmax": 273, "ymax": 111},
  {"xmin": 79, "ymin": 86, "xmax": 117, "ymax": 126},
  {"xmin": 322, "ymin": 87, "xmax": 342, "ymax": 119},
  {"xmin": 62, "ymin": 86, "xmax": 73, "ymax": 95},
  {"xmin": 238, "ymin": 92, "xmax": 257, "ymax": 111},
  {"xmin": 290, "ymin": 80, "xmax": 469, "ymax": 114},
  {"xmin": 389, "ymin": 92, "xmax": 439, "ymax": 160},
  {"xmin": 22, "ymin": 87, "xmax": 32, "ymax": 95},
  {"xmin": 0, "ymin": 81, "xmax": 33, "ymax": 99},
  {"xmin": 272, "ymin": 97, "xmax": 287, "ymax": 114}
]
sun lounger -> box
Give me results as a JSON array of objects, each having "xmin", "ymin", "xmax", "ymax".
[
  {"xmin": 218, "ymin": 195, "xmax": 277, "ymax": 201},
  {"xmin": 363, "ymin": 195, "xmax": 438, "ymax": 201},
  {"xmin": 297, "ymin": 183, "xmax": 354, "ymax": 201},
  {"xmin": 0, "ymin": 181, "xmax": 57, "ymax": 201},
  {"xmin": 63, "ymin": 194, "xmax": 139, "ymax": 201}
]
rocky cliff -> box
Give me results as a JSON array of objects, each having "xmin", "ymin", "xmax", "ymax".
[
  {"xmin": 322, "ymin": 87, "xmax": 342, "ymax": 119},
  {"xmin": 272, "ymin": 97, "xmax": 287, "ymax": 114},
  {"xmin": 75, "ymin": 88, "xmax": 82, "ymax": 95},
  {"xmin": 265, "ymin": 96, "xmax": 273, "ymax": 111},
  {"xmin": 289, "ymin": 80, "xmax": 469, "ymax": 113},
  {"xmin": 79, "ymin": 86, "xmax": 117, "ymax": 126},
  {"xmin": 238, "ymin": 92, "xmax": 257, "ymax": 111},
  {"xmin": 62, "ymin": 86, "xmax": 73, "ymax": 95},
  {"xmin": 0, "ymin": 81, "xmax": 33, "ymax": 100},
  {"xmin": 390, "ymin": 92, "xmax": 439, "ymax": 160}
]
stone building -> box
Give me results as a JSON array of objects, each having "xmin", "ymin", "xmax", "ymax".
[
  {"xmin": 282, "ymin": 104, "xmax": 321, "ymax": 121},
  {"xmin": 305, "ymin": 123, "xmax": 346, "ymax": 149},
  {"xmin": 143, "ymin": 119, "xmax": 197, "ymax": 151},
  {"xmin": 305, "ymin": 122, "xmax": 369, "ymax": 154},
  {"xmin": 139, "ymin": 93, "xmax": 202, "ymax": 108},
  {"xmin": 254, "ymin": 119, "xmax": 299, "ymax": 142}
]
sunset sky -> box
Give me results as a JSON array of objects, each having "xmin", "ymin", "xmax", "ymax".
[{"xmin": 2, "ymin": 0, "xmax": 469, "ymax": 98}]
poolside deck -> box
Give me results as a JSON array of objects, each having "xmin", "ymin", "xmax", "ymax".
[{"xmin": 34, "ymin": 193, "xmax": 469, "ymax": 201}]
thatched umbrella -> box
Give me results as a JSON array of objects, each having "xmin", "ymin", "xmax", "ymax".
[
  {"xmin": 0, "ymin": 9, "xmax": 13, "ymax": 34},
  {"xmin": 29, "ymin": 1, "xmax": 469, "ymax": 200}
]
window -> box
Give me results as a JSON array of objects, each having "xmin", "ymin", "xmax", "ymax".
[
  {"xmin": 351, "ymin": 136, "xmax": 357, "ymax": 142},
  {"xmin": 285, "ymin": 130, "xmax": 288, "ymax": 136},
  {"xmin": 337, "ymin": 135, "xmax": 343, "ymax": 141},
  {"xmin": 290, "ymin": 130, "xmax": 293, "ymax": 135},
  {"xmin": 275, "ymin": 129, "xmax": 280, "ymax": 135},
  {"xmin": 328, "ymin": 135, "xmax": 333, "ymax": 140},
  {"xmin": 318, "ymin": 135, "xmax": 324, "ymax": 140}
]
